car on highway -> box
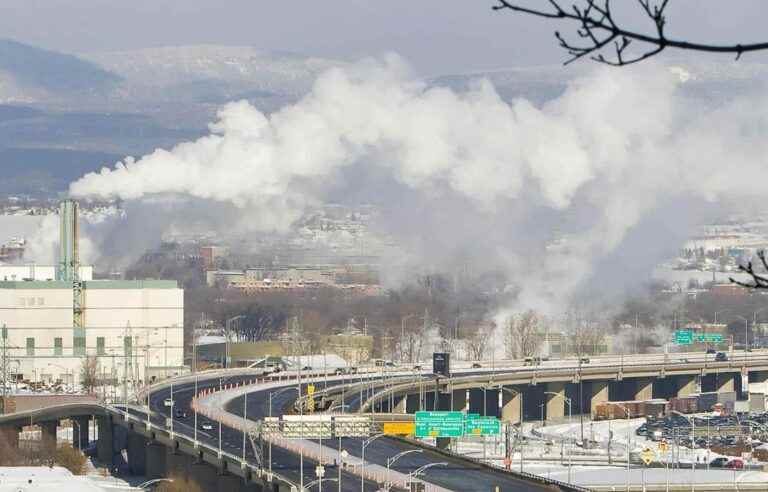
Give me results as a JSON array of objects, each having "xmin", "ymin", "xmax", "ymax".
[
  {"xmin": 174, "ymin": 408, "xmax": 187, "ymax": 419},
  {"xmin": 579, "ymin": 357, "xmax": 590, "ymax": 364},
  {"xmin": 706, "ymin": 348, "xmax": 717, "ymax": 355},
  {"xmin": 163, "ymin": 398, "xmax": 174, "ymax": 407},
  {"xmin": 471, "ymin": 362, "xmax": 482, "ymax": 368},
  {"xmin": 413, "ymin": 364, "xmax": 422, "ymax": 370},
  {"xmin": 715, "ymin": 352, "xmax": 728, "ymax": 362},
  {"xmin": 334, "ymin": 367, "xmax": 348, "ymax": 375},
  {"xmin": 726, "ymin": 458, "xmax": 744, "ymax": 469},
  {"xmin": 200, "ymin": 421, "xmax": 214, "ymax": 431},
  {"xmin": 301, "ymin": 366, "xmax": 313, "ymax": 371}
]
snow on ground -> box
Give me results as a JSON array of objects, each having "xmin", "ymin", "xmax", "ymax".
[{"xmin": 449, "ymin": 418, "xmax": 767, "ymax": 488}]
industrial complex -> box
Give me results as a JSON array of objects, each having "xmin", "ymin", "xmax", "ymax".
[{"xmin": 0, "ymin": 200, "xmax": 184, "ymax": 389}]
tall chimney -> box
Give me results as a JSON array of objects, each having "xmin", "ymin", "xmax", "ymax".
[{"xmin": 57, "ymin": 199, "xmax": 80, "ymax": 282}]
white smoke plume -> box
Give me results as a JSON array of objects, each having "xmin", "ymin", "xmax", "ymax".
[{"xmin": 70, "ymin": 54, "xmax": 768, "ymax": 313}]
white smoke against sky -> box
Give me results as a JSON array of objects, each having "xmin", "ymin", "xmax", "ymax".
[{"xmin": 69, "ymin": 54, "xmax": 768, "ymax": 315}]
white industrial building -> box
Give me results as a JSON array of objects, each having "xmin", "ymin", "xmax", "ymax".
[{"xmin": 0, "ymin": 200, "xmax": 185, "ymax": 390}]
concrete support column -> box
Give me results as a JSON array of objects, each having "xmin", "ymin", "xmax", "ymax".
[
  {"xmin": 96, "ymin": 416, "xmax": 114, "ymax": 465},
  {"xmin": 393, "ymin": 395, "xmax": 406, "ymax": 413},
  {"xmin": 590, "ymin": 381, "xmax": 609, "ymax": 416},
  {"xmin": 545, "ymin": 382, "xmax": 565, "ymax": 421},
  {"xmin": 72, "ymin": 417, "xmax": 89, "ymax": 451},
  {"xmin": 500, "ymin": 386, "xmax": 522, "ymax": 424},
  {"xmin": 127, "ymin": 434, "xmax": 147, "ymax": 476},
  {"xmin": 40, "ymin": 421, "xmax": 57, "ymax": 451},
  {"xmin": 718, "ymin": 374, "xmax": 735, "ymax": 393},
  {"xmin": 634, "ymin": 378, "xmax": 654, "ymax": 401},
  {"xmin": 676, "ymin": 375, "xmax": 697, "ymax": 397},
  {"xmin": 145, "ymin": 443, "xmax": 168, "ymax": 479},
  {"xmin": 451, "ymin": 389, "xmax": 468, "ymax": 412}
]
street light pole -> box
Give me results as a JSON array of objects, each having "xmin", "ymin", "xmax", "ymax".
[{"xmin": 361, "ymin": 433, "xmax": 385, "ymax": 491}]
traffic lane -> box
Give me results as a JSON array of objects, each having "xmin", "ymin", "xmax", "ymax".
[
  {"xmin": 225, "ymin": 385, "xmax": 557, "ymax": 492},
  {"xmin": 148, "ymin": 378, "xmax": 384, "ymax": 491}
]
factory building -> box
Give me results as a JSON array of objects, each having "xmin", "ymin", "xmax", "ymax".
[{"xmin": 0, "ymin": 200, "xmax": 185, "ymax": 389}]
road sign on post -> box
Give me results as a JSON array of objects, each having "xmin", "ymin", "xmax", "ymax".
[
  {"xmin": 415, "ymin": 411, "xmax": 464, "ymax": 438},
  {"xmin": 696, "ymin": 333, "xmax": 723, "ymax": 343},
  {"xmin": 674, "ymin": 330, "xmax": 693, "ymax": 345},
  {"xmin": 465, "ymin": 416, "xmax": 501, "ymax": 436}
]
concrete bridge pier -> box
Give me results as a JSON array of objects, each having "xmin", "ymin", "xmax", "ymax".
[
  {"xmin": 545, "ymin": 382, "xmax": 565, "ymax": 421},
  {"xmin": 96, "ymin": 415, "xmax": 114, "ymax": 466},
  {"xmin": 126, "ymin": 433, "xmax": 148, "ymax": 476},
  {"xmin": 145, "ymin": 443, "xmax": 167, "ymax": 479},
  {"xmin": 634, "ymin": 378, "xmax": 654, "ymax": 401},
  {"xmin": 72, "ymin": 416, "xmax": 90, "ymax": 451},
  {"xmin": 392, "ymin": 395, "xmax": 406, "ymax": 413},
  {"xmin": 589, "ymin": 381, "xmax": 609, "ymax": 416},
  {"xmin": 40, "ymin": 421, "xmax": 57, "ymax": 451},
  {"xmin": 718, "ymin": 374, "xmax": 736, "ymax": 393},
  {"xmin": 499, "ymin": 386, "xmax": 522, "ymax": 424},
  {"xmin": 676, "ymin": 375, "xmax": 698, "ymax": 397}
]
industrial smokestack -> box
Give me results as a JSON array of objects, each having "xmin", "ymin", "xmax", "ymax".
[{"xmin": 57, "ymin": 199, "xmax": 80, "ymax": 282}]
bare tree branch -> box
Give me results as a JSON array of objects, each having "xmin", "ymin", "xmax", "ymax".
[
  {"xmin": 731, "ymin": 250, "xmax": 768, "ymax": 289},
  {"xmin": 493, "ymin": 0, "xmax": 768, "ymax": 66}
]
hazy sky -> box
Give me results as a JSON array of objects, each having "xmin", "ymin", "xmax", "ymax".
[{"xmin": 2, "ymin": 1, "xmax": 767, "ymax": 74}]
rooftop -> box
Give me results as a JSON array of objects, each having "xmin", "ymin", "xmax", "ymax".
[{"xmin": 0, "ymin": 279, "xmax": 179, "ymax": 289}]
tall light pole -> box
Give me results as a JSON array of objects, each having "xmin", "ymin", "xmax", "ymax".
[
  {"xmin": 736, "ymin": 315, "xmax": 749, "ymax": 366},
  {"xmin": 387, "ymin": 449, "xmax": 422, "ymax": 486},
  {"xmin": 615, "ymin": 403, "xmax": 631, "ymax": 492},
  {"xmin": 361, "ymin": 433, "xmax": 385, "ymax": 491},
  {"xmin": 269, "ymin": 387, "xmax": 301, "ymax": 483},
  {"xmin": 546, "ymin": 392, "xmax": 573, "ymax": 483},
  {"xmin": 225, "ymin": 315, "xmax": 246, "ymax": 368},
  {"xmin": 497, "ymin": 386, "xmax": 523, "ymax": 472}
]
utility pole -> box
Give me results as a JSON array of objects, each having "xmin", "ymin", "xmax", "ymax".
[{"xmin": 1, "ymin": 324, "xmax": 7, "ymax": 414}]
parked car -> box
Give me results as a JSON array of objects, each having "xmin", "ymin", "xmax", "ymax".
[
  {"xmin": 710, "ymin": 457, "xmax": 729, "ymax": 468},
  {"xmin": 715, "ymin": 352, "xmax": 728, "ymax": 362},
  {"xmin": 471, "ymin": 362, "xmax": 482, "ymax": 368}
]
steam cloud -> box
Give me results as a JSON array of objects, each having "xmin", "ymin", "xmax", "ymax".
[{"xmin": 70, "ymin": 55, "xmax": 768, "ymax": 313}]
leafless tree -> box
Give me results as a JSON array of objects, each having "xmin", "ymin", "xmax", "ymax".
[
  {"xmin": 79, "ymin": 356, "xmax": 99, "ymax": 395},
  {"xmin": 465, "ymin": 324, "xmax": 492, "ymax": 361},
  {"xmin": 504, "ymin": 310, "xmax": 542, "ymax": 359},
  {"xmin": 571, "ymin": 319, "xmax": 607, "ymax": 356},
  {"xmin": 492, "ymin": 1, "xmax": 768, "ymax": 66}
]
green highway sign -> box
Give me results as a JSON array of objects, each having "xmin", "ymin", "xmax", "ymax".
[
  {"xmin": 465, "ymin": 416, "xmax": 501, "ymax": 436},
  {"xmin": 696, "ymin": 333, "xmax": 723, "ymax": 343},
  {"xmin": 674, "ymin": 330, "xmax": 693, "ymax": 345},
  {"xmin": 415, "ymin": 411, "xmax": 464, "ymax": 438}
]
